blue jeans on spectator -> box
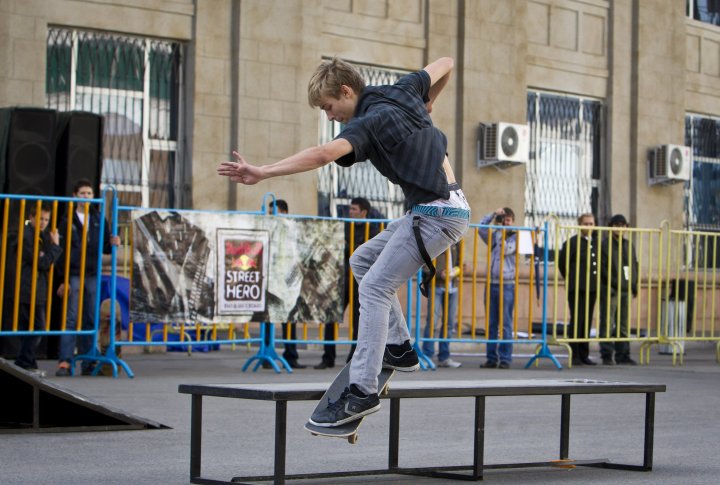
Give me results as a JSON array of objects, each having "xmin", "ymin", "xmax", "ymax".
[
  {"xmin": 423, "ymin": 288, "xmax": 458, "ymax": 362},
  {"xmin": 58, "ymin": 275, "xmax": 99, "ymax": 371},
  {"xmin": 486, "ymin": 283, "xmax": 515, "ymax": 364}
]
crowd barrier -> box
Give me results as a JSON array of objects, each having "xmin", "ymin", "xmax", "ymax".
[
  {"xmin": 109, "ymin": 193, "xmax": 385, "ymax": 375},
  {"xmin": 546, "ymin": 221, "xmax": 720, "ymax": 367},
  {"xmin": 0, "ymin": 190, "xmax": 123, "ymax": 375},
  {"xmin": 653, "ymin": 228, "xmax": 720, "ymax": 364},
  {"xmin": 414, "ymin": 221, "xmax": 557, "ymax": 369},
  {"xmin": 4, "ymin": 189, "xmax": 718, "ymax": 378}
]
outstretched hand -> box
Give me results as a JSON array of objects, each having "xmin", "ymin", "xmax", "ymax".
[{"xmin": 217, "ymin": 151, "xmax": 264, "ymax": 185}]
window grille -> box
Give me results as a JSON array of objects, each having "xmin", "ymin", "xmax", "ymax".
[
  {"xmin": 685, "ymin": 114, "xmax": 720, "ymax": 268},
  {"xmin": 687, "ymin": 0, "xmax": 720, "ymax": 26},
  {"xmin": 46, "ymin": 27, "xmax": 185, "ymax": 211},
  {"xmin": 317, "ymin": 62, "xmax": 410, "ymax": 219},
  {"xmin": 526, "ymin": 91, "xmax": 604, "ymax": 248}
]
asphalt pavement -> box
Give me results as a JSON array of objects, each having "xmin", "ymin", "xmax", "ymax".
[{"xmin": 2, "ymin": 341, "xmax": 719, "ymax": 484}]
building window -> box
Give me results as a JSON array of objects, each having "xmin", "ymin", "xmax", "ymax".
[
  {"xmin": 685, "ymin": 114, "xmax": 720, "ymax": 232},
  {"xmin": 46, "ymin": 27, "xmax": 185, "ymax": 210},
  {"xmin": 526, "ymin": 91, "xmax": 604, "ymax": 246},
  {"xmin": 317, "ymin": 62, "xmax": 409, "ymax": 219},
  {"xmin": 685, "ymin": 114, "xmax": 720, "ymax": 268},
  {"xmin": 688, "ymin": 0, "xmax": 720, "ymax": 26}
]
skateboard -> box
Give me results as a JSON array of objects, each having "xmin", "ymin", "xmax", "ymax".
[{"xmin": 304, "ymin": 362, "xmax": 394, "ymax": 444}]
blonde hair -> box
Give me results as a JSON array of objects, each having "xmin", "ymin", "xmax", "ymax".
[{"xmin": 307, "ymin": 57, "xmax": 365, "ymax": 108}]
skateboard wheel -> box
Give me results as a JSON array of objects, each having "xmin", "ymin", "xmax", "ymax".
[{"xmin": 348, "ymin": 434, "xmax": 358, "ymax": 444}]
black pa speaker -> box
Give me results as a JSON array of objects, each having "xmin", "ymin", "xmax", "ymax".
[
  {"xmin": 55, "ymin": 111, "xmax": 103, "ymax": 197},
  {"xmin": 0, "ymin": 107, "xmax": 57, "ymax": 196},
  {"xmin": 0, "ymin": 107, "xmax": 58, "ymax": 236}
]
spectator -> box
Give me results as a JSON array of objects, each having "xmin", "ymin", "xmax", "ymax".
[
  {"xmin": 265, "ymin": 199, "xmax": 306, "ymax": 369},
  {"xmin": 314, "ymin": 197, "xmax": 380, "ymax": 369},
  {"xmin": 478, "ymin": 207, "xmax": 517, "ymax": 369},
  {"xmin": 598, "ymin": 214, "xmax": 638, "ymax": 365},
  {"xmin": 558, "ymin": 213, "xmax": 598, "ymax": 366},
  {"xmin": 422, "ymin": 242, "xmax": 464, "ymax": 368},
  {"xmin": 13, "ymin": 204, "xmax": 63, "ymax": 376},
  {"xmin": 55, "ymin": 180, "xmax": 120, "ymax": 376}
]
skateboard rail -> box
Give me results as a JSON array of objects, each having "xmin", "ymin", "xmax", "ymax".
[{"xmin": 178, "ymin": 378, "xmax": 666, "ymax": 484}]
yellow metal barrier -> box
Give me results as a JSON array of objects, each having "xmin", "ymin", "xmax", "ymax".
[
  {"xmin": 654, "ymin": 228, "xmax": 720, "ymax": 364},
  {"xmin": 551, "ymin": 221, "xmax": 720, "ymax": 367}
]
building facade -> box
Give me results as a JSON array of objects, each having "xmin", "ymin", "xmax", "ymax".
[{"xmin": 1, "ymin": 0, "xmax": 719, "ymax": 235}]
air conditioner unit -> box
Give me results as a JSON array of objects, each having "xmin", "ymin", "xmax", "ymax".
[
  {"xmin": 648, "ymin": 144, "xmax": 691, "ymax": 185},
  {"xmin": 477, "ymin": 122, "xmax": 529, "ymax": 168}
]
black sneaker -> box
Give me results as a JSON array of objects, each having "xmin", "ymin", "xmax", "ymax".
[
  {"xmin": 309, "ymin": 385, "xmax": 380, "ymax": 427},
  {"xmin": 616, "ymin": 357, "xmax": 637, "ymax": 365},
  {"xmin": 480, "ymin": 361, "xmax": 498, "ymax": 369},
  {"xmin": 601, "ymin": 357, "xmax": 615, "ymax": 366},
  {"xmin": 382, "ymin": 346, "xmax": 419, "ymax": 372}
]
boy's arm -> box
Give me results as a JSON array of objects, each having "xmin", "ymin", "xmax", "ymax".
[
  {"xmin": 423, "ymin": 57, "xmax": 454, "ymax": 112},
  {"xmin": 218, "ymin": 138, "xmax": 353, "ymax": 185}
]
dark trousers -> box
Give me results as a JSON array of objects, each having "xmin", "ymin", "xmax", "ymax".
[
  {"xmin": 281, "ymin": 323, "xmax": 299, "ymax": 362},
  {"xmin": 599, "ymin": 290, "xmax": 631, "ymax": 360},
  {"xmin": 15, "ymin": 304, "xmax": 45, "ymax": 370},
  {"xmin": 567, "ymin": 290, "xmax": 596, "ymax": 361},
  {"xmin": 261, "ymin": 322, "xmax": 299, "ymax": 362}
]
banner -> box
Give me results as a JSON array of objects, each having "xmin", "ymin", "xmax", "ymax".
[
  {"xmin": 217, "ymin": 229, "xmax": 269, "ymax": 315},
  {"xmin": 130, "ymin": 210, "xmax": 346, "ymax": 324}
]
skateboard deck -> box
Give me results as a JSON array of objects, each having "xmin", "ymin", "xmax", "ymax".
[{"xmin": 305, "ymin": 362, "xmax": 394, "ymax": 444}]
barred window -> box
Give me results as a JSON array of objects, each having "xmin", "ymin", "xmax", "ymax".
[
  {"xmin": 685, "ymin": 114, "xmax": 720, "ymax": 230},
  {"xmin": 46, "ymin": 27, "xmax": 185, "ymax": 210},
  {"xmin": 687, "ymin": 0, "xmax": 720, "ymax": 27},
  {"xmin": 526, "ymin": 91, "xmax": 603, "ymax": 247},
  {"xmin": 317, "ymin": 62, "xmax": 410, "ymax": 219}
]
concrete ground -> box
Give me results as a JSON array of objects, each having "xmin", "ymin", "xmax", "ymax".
[{"xmin": 1, "ymin": 341, "xmax": 719, "ymax": 484}]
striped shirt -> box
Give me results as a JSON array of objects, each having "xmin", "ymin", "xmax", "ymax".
[{"xmin": 334, "ymin": 70, "xmax": 450, "ymax": 207}]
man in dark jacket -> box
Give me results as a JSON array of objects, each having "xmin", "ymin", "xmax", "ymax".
[
  {"xmin": 55, "ymin": 180, "xmax": 120, "ymax": 376},
  {"xmin": 13, "ymin": 204, "xmax": 63, "ymax": 374},
  {"xmin": 558, "ymin": 213, "xmax": 598, "ymax": 366},
  {"xmin": 598, "ymin": 214, "xmax": 638, "ymax": 365}
]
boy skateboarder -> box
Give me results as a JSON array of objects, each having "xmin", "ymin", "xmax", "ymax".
[{"xmin": 218, "ymin": 56, "xmax": 470, "ymax": 427}]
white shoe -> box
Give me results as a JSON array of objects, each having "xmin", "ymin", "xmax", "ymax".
[{"xmin": 437, "ymin": 358, "xmax": 462, "ymax": 368}]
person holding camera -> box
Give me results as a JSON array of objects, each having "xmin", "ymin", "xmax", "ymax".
[{"xmin": 478, "ymin": 207, "xmax": 517, "ymax": 369}]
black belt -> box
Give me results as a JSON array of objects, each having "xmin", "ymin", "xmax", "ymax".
[{"xmin": 412, "ymin": 216, "xmax": 435, "ymax": 298}]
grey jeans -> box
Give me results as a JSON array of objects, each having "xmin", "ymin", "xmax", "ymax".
[{"xmin": 348, "ymin": 212, "xmax": 469, "ymax": 394}]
